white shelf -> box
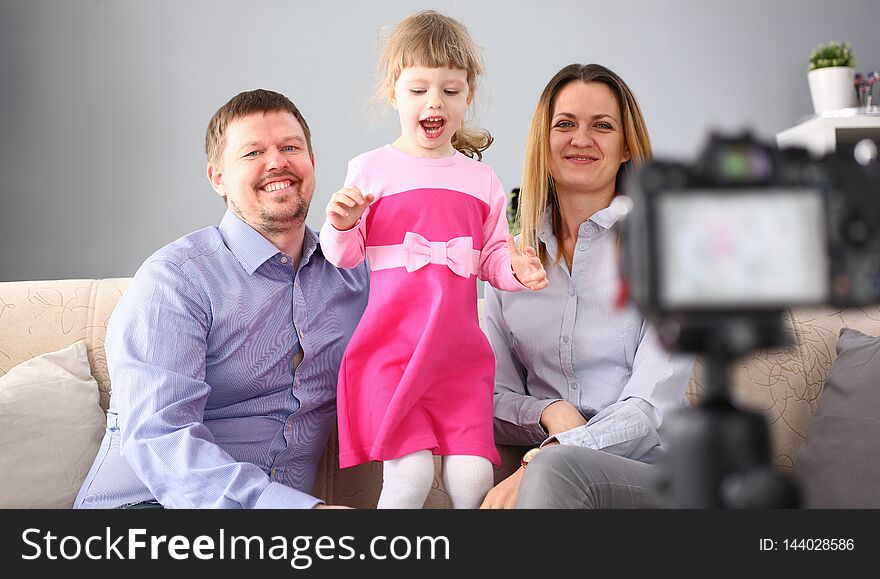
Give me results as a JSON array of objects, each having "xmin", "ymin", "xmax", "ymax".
[{"xmin": 776, "ymin": 110, "xmax": 880, "ymax": 157}]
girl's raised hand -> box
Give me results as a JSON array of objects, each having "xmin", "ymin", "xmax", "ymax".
[
  {"xmin": 325, "ymin": 186, "xmax": 375, "ymax": 231},
  {"xmin": 507, "ymin": 234, "xmax": 548, "ymax": 291}
]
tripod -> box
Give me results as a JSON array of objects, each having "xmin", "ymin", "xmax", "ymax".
[{"xmin": 659, "ymin": 313, "xmax": 801, "ymax": 508}]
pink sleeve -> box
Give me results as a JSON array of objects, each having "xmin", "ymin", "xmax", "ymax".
[
  {"xmin": 478, "ymin": 171, "xmax": 526, "ymax": 292},
  {"xmin": 319, "ymin": 160, "xmax": 371, "ymax": 269}
]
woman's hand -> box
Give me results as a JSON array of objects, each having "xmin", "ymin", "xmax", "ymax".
[
  {"xmin": 480, "ymin": 468, "xmax": 525, "ymax": 509},
  {"xmin": 507, "ymin": 235, "xmax": 548, "ymax": 291},
  {"xmin": 325, "ymin": 186, "xmax": 374, "ymax": 231},
  {"xmin": 540, "ymin": 400, "xmax": 588, "ymax": 436}
]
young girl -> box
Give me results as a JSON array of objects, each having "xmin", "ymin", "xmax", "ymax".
[{"xmin": 319, "ymin": 10, "xmax": 547, "ymax": 509}]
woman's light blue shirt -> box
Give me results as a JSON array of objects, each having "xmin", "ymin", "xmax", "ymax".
[{"xmin": 485, "ymin": 206, "xmax": 694, "ymax": 463}]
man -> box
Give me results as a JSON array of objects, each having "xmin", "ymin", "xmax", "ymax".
[{"xmin": 74, "ymin": 89, "xmax": 368, "ymax": 508}]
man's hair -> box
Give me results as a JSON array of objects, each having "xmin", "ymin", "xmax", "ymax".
[{"xmin": 205, "ymin": 89, "xmax": 313, "ymax": 164}]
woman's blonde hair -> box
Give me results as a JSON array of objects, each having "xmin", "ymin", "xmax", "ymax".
[
  {"xmin": 376, "ymin": 10, "xmax": 492, "ymax": 159},
  {"xmin": 518, "ymin": 63, "xmax": 652, "ymax": 263}
]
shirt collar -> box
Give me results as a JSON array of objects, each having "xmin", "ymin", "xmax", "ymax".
[
  {"xmin": 219, "ymin": 210, "xmax": 321, "ymax": 275},
  {"xmin": 537, "ymin": 204, "xmax": 620, "ymax": 255},
  {"xmin": 219, "ymin": 210, "xmax": 283, "ymax": 275},
  {"xmin": 538, "ymin": 212, "xmax": 556, "ymax": 255},
  {"xmin": 301, "ymin": 226, "xmax": 320, "ymax": 265},
  {"xmin": 589, "ymin": 204, "xmax": 620, "ymax": 230}
]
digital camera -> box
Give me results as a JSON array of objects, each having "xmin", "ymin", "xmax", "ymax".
[
  {"xmin": 617, "ymin": 132, "xmax": 879, "ymax": 507},
  {"xmin": 619, "ymin": 132, "xmax": 880, "ymax": 321}
]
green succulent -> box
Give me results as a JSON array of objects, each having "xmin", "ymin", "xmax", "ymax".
[{"xmin": 808, "ymin": 41, "xmax": 855, "ymax": 71}]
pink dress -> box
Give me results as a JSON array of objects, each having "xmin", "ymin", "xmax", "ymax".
[{"xmin": 320, "ymin": 145, "xmax": 524, "ymax": 468}]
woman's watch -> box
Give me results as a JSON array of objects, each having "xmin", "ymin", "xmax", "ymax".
[{"xmin": 520, "ymin": 447, "xmax": 542, "ymax": 469}]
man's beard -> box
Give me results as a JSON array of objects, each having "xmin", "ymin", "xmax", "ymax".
[
  {"xmin": 255, "ymin": 192, "xmax": 308, "ymax": 235},
  {"xmin": 230, "ymin": 174, "xmax": 311, "ymax": 235}
]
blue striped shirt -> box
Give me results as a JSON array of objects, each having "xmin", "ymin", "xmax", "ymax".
[
  {"xmin": 74, "ymin": 210, "xmax": 368, "ymax": 508},
  {"xmin": 485, "ymin": 206, "xmax": 694, "ymax": 463}
]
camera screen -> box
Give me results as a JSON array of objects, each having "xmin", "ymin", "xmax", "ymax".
[{"xmin": 657, "ymin": 189, "xmax": 829, "ymax": 308}]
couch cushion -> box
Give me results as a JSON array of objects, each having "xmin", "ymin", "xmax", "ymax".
[
  {"xmin": 794, "ymin": 328, "xmax": 880, "ymax": 507},
  {"xmin": 0, "ymin": 341, "xmax": 106, "ymax": 508},
  {"xmin": 686, "ymin": 306, "xmax": 880, "ymax": 471},
  {"xmin": 0, "ymin": 278, "xmax": 130, "ymax": 411}
]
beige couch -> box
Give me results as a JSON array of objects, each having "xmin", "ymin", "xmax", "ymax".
[{"xmin": 2, "ymin": 277, "xmax": 880, "ymax": 508}]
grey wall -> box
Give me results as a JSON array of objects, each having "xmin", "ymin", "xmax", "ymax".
[{"xmin": 1, "ymin": 0, "xmax": 878, "ymax": 281}]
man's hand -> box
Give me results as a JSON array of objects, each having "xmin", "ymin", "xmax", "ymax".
[
  {"xmin": 540, "ymin": 400, "xmax": 588, "ymax": 436},
  {"xmin": 479, "ymin": 468, "xmax": 525, "ymax": 509},
  {"xmin": 507, "ymin": 235, "xmax": 548, "ymax": 291},
  {"xmin": 325, "ymin": 186, "xmax": 374, "ymax": 231}
]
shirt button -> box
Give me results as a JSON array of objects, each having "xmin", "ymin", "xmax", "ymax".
[
  {"xmin": 280, "ymin": 256, "xmax": 289, "ymax": 264},
  {"xmin": 299, "ymin": 330, "xmax": 305, "ymax": 338},
  {"xmin": 570, "ymin": 383, "xmax": 578, "ymax": 390},
  {"xmin": 271, "ymin": 467, "xmax": 278, "ymax": 476},
  {"xmin": 568, "ymin": 289, "xmax": 575, "ymax": 296},
  {"xmin": 578, "ymin": 245, "xmax": 586, "ymax": 251},
  {"xmin": 562, "ymin": 335, "xmax": 569, "ymax": 343}
]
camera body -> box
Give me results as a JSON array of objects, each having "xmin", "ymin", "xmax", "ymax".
[
  {"xmin": 616, "ymin": 131, "xmax": 879, "ymax": 508},
  {"xmin": 620, "ymin": 131, "xmax": 880, "ymax": 335}
]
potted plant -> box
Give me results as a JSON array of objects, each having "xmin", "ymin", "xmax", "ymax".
[{"xmin": 807, "ymin": 41, "xmax": 857, "ymax": 114}]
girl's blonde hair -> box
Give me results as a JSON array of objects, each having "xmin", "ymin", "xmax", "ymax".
[
  {"xmin": 377, "ymin": 10, "xmax": 492, "ymax": 160},
  {"xmin": 518, "ymin": 63, "xmax": 652, "ymax": 264}
]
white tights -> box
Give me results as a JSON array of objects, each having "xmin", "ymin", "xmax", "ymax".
[{"xmin": 376, "ymin": 450, "xmax": 494, "ymax": 509}]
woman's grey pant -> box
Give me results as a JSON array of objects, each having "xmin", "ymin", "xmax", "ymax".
[{"xmin": 515, "ymin": 446, "xmax": 663, "ymax": 509}]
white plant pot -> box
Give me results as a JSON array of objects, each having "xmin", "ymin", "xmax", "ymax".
[{"xmin": 808, "ymin": 66, "xmax": 857, "ymax": 114}]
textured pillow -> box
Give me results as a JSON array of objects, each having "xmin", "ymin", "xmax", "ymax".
[
  {"xmin": 0, "ymin": 341, "xmax": 105, "ymax": 508},
  {"xmin": 794, "ymin": 328, "xmax": 880, "ymax": 508}
]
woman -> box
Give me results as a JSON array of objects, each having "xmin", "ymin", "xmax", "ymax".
[{"xmin": 480, "ymin": 64, "xmax": 695, "ymax": 508}]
